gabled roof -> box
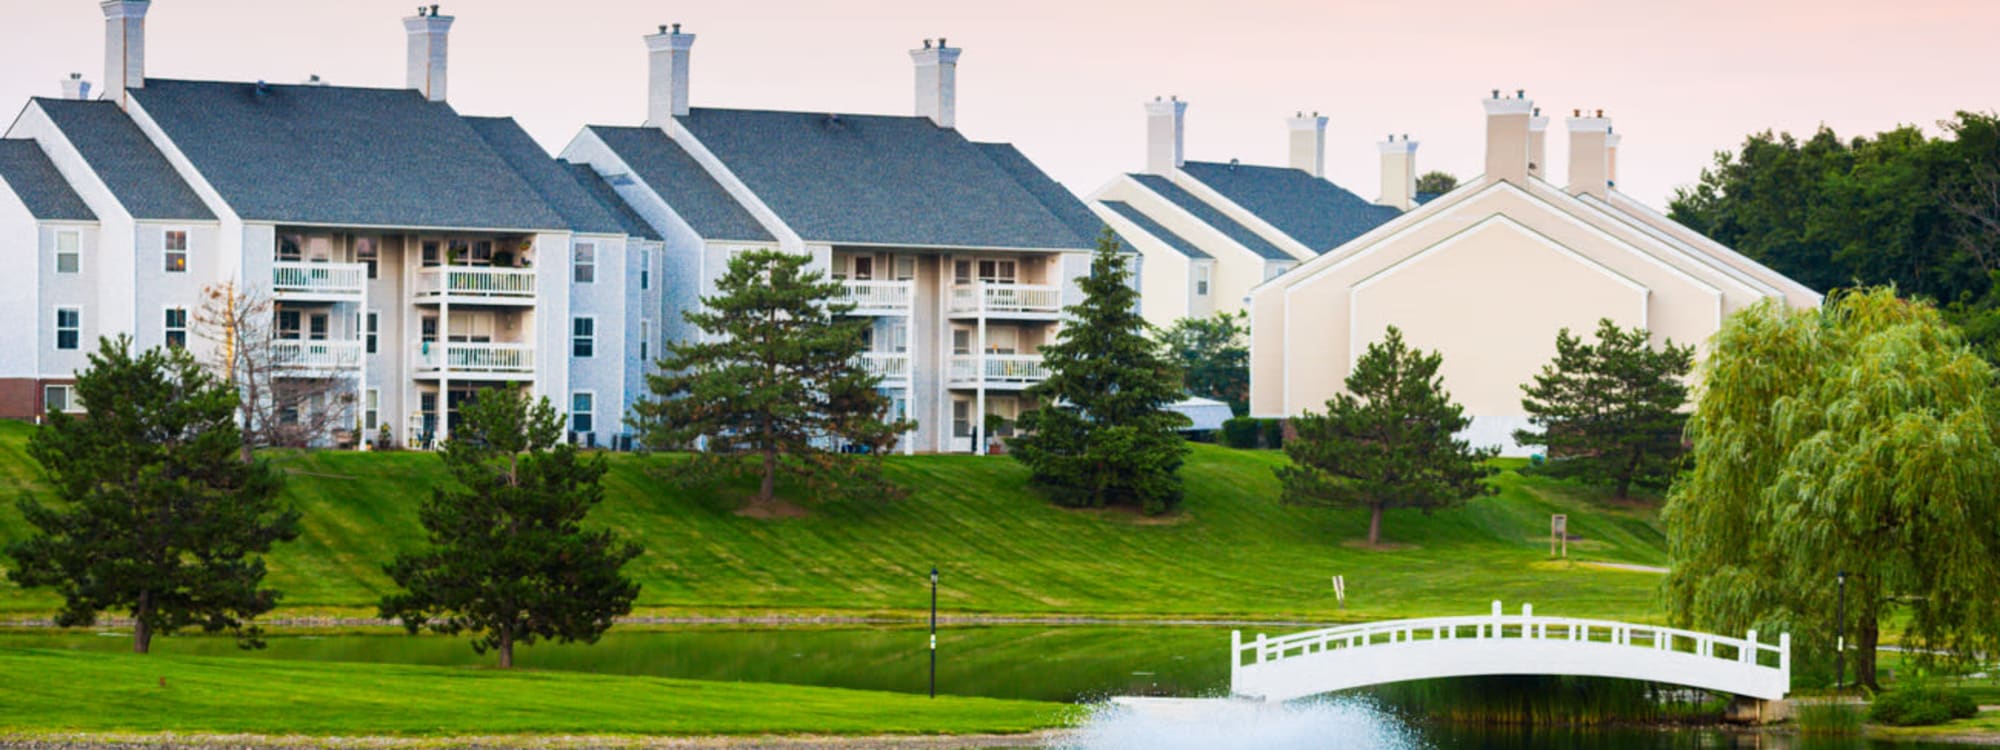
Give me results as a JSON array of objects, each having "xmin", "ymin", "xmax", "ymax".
[
  {"xmin": 1099, "ymin": 200, "xmax": 1208, "ymax": 259},
  {"xmin": 33, "ymin": 98, "xmax": 212, "ymax": 220},
  {"xmin": 1128, "ymin": 173, "xmax": 1292, "ymax": 261},
  {"xmin": 562, "ymin": 162, "xmax": 662, "ymax": 242},
  {"xmin": 128, "ymin": 79, "xmax": 563, "ymax": 230},
  {"xmin": 465, "ymin": 117, "xmax": 624, "ymax": 236},
  {"xmin": 586, "ymin": 126, "xmax": 773, "ymax": 243},
  {"xmin": 973, "ymin": 142, "xmax": 1111, "ymax": 249},
  {"xmin": 673, "ymin": 108, "xmax": 1090, "ymax": 250},
  {"xmin": 1179, "ymin": 161, "xmax": 1401, "ymax": 252},
  {"xmin": 0, "ymin": 139, "xmax": 95, "ymax": 221}
]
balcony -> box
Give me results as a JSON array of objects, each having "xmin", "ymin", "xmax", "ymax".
[
  {"xmin": 948, "ymin": 353, "xmax": 1050, "ymax": 390},
  {"xmin": 411, "ymin": 341, "xmax": 536, "ymax": 379},
  {"xmin": 272, "ymin": 339, "xmax": 363, "ymax": 375},
  {"xmin": 415, "ymin": 267, "xmax": 537, "ymax": 304},
  {"xmin": 839, "ymin": 280, "xmax": 914, "ymax": 315},
  {"xmin": 271, "ymin": 262, "xmax": 367, "ymax": 303},
  {"xmin": 948, "ymin": 283, "xmax": 1062, "ymax": 319},
  {"xmin": 859, "ymin": 351, "xmax": 911, "ymax": 386}
]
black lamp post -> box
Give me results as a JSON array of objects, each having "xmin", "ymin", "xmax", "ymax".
[
  {"xmin": 1835, "ymin": 570, "xmax": 1848, "ymax": 691},
  {"xmin": 929, "ymin": 566, "xmax": 939, "ymax": 699}
]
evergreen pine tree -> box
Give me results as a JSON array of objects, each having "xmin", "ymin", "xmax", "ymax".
[
  {"xmin": 1012, "ymin": 231, "xmax": 1190, "ymax": 514},
  {"xmin": 629, "ymin": 250, "xmax": 911, "ymax": 504},
  {"xmin": 1278, "ymin": 327, "xmax": 1496, "ymax": 546},
  {"xmin": 7, "ymin": 336, "xmax": 297, "ymax": 653},
  {"xmin": 381, "ymin": 388, "xmax": 642, "ymax": 668},
  {"xmin": 1515, "ymin": 319, "xmax": 1694, "ymax": 498}
]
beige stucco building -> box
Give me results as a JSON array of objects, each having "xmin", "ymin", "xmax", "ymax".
[{"xmin": 1248, "ymin": 91, "xmax": 1820, "ymax": 454}]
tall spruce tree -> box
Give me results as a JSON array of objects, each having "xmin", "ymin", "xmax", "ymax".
[
  {"xmin": 7, "ymin": 336, "xmax": 296, "ymax": 653},
  {"xmin": 629, "ymin": 250, "xmax": 910, "ymax": 504},
  {"xmin": 1515, "ymin": 319, "xmax": 1695, "ymax": 498},
  {"xmin": 1278, "ymin": 327, "xmax": 1497, "ymax": 546},
  {"xmin": 381, "ymin": 388, "xmax": 642, "ymax": 668},
  {"xmin": 1012, "ymin": 231, "xmax": 1190, "ymax": 515}
]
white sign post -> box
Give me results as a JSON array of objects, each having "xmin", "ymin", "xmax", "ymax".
[
  {"xmin": 1331, "ymin": 575, "xmax": 1346, "ymax": 608},
  {"xmin": 1551, "ymin": 514, "xmax": 1568, "ymax": 559}
]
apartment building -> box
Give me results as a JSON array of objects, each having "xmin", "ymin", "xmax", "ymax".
[
  {"xmin": 560, "ymin": 29, "xmax": 1106, "ymax": 454},
  {"xmin": 0, "ymin": 3, "xmax": 660, "ymax": 448}
]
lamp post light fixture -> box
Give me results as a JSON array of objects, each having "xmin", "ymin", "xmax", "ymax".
[
  {"xmin": 1835, "ymin": 570, "xmax": 1848, "ymax": 691},
  {"xmin": 929, "ymin": 566, "xmax": 939, "ymax": 699}
]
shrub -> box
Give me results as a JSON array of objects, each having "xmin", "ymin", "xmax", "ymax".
[
  {"xmin": 1222, "ymin": 418, "xmax": 1261, "ymax": 449},
  {"xmin": 1794, "ymin": 698, "xmax": 1864, "ymax": 735},
  {"xmin": 1869, "ymin": 682, "xmax": 1978, "ymax": 726},
  {"xmin": 1260, "ymin": 418, "xmax": 1285, "ymax": 450}
]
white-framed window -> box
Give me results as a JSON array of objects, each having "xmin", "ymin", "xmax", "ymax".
[
  {"xmin": 364, "ymin": 388, "xmax": 379, "ymax": 430},
  {"xmin": 362, "ymin": 311, "xmax": 379, "ymax": 354},
  {"xmin": 638, "ymin": 248, "xmax": 650, "ymax": 290},
  {"xmin": 54, "ymin": 307, "xmax": 80, "ymax": 350},
  {"xmin": 356, "ymin": 237, "xmax": 379, "ymax": 279},
  {"xmin": 572, "ymin": 316, "xmax": 595, "ymax": 358},
  {"xmin": 276, "ymin": 310, "xmax": 302, "ymax": 340},
  {"xmin": 163, "ymin": 307, "xmax": 188, "ymax": 349},
  {"xmin": 639, "ymin": 319, "xmax": 650, "ymax": 362},
  {"xmin": 420, "ymin": 240, "xmax": 441, "ymax": 267},
  {"xmin": 278, "ymin": 234, "xmax": 304, "ymax": 262},
  {"xmin": 894, "ymin": 256, "xmax": 916, "ymax": 281},
  {"xmin": 853, "ymin": 256, "xmax": 875, "ymax": 281},
  {"xmin": 308, "ymin": 313, "xmax": 329, "ymax": 341},
  {"xmin": 573, "ymin": 243, "xmax": 596, "ymax": 284},
  {"xmin": 43, "ymin": 384, "xmax": 82, "ymax": 414},
  {"xmin": 1195, "ymin": 263, "xmax": 1212, "ymax": 297},
  {"xmin": 570, "ymin": 391, "xmax": 595, "ymax": 435},
  {"xmin": 954, "ymin": 258, "xmax": 1018, "ymax": 285},
  {"xmin": 54, "ymin": 231, "xmax": 80, "ymax": 274},
  {"xmin": 163, "ymin": 229, "xmax": 188, "ymax": 273}
]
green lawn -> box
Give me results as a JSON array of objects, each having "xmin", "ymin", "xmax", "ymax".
[
  {"xmin": 0, "ymin": 646, "xmax": 1069, "ymax": 736},
  {"xmin": 0, "ymin": 419, "xmax": 1670, "ymax": 621}
]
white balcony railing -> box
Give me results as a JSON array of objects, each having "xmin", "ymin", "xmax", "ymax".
[
  {"xmin": 859, "ymin": 352, "xmax": 911, "ymax": 383},
  {"xmin": 271, "ymin": 339, "xmax": 363, "ymax": 373},
  {"xmin": 412, "ymin": 342, "xmax": 536, "ymax": 375},
  {"xmin": 948, "ymin": 353, "xmax": 1050, "ymax": 386},
  {"xmin": 949, "ymin": 283, "xmax": 1062, "ymax": 316},
  {"xmin": 272, "ymin": 261, "xmax": 367, "ymax": 299},
  {"xmin": 415, "ymin": 267, "xmax": 537, "ymax": 300},
  {"xmin": 839, "ymin": 280, "xmax": 914, "ymax": 314}
]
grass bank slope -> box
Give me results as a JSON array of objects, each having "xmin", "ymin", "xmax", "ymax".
[
  {"xmin": 0, "ymin": 420, "xmax": 1668, "ymax": 620},
  {"xmin": 0, "ymin": 646, "xmax": 1067, "ymax": 736}
]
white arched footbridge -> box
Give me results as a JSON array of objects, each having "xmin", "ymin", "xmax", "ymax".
[{"xmin": 1232, "ymin": 602, "xmax": 1790, "ymax": 702}]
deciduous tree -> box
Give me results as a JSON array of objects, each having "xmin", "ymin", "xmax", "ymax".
[
  {"xmin": 1013, "ymin": 232, "xmax": 1190, "ymax": 515},
  {"xmin": 194, "ymin": 282, "xmax": 357, "ymax": 459},
  {"xmin": 1157, "ymin": 311, "xmax": 1249, "ymax": 415},
  {"xmin": 1415, "ymin": 171, "xmax": 1459, "ymax": 196},
  {"xmin": 7, "ymin": 336, "xmax": 296, "ymax": 653},
  {"xmin": 1515, "ymin": 319, "xmax": 1694, "ymax": 498},
  {"xmin": 381, "ymin": 388, "xmax": 642, "ymax": 668},
  {"xmin": 1277, "ymin": 327, "xmax": 1496, "ymax": 546}
]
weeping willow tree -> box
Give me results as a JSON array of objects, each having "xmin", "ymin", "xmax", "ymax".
[{"xmin": 1664, "ymin": 288, "xmax": 2000, "ymax": 689}]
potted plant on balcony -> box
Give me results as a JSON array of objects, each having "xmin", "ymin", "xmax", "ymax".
[
  {"xmin": 984, "ymin": 413, "xmax": 1013, "ymax": 455},
  {"xmin": 375, "ymin": 422, "xmax": 395, "ymax": 452},
  {"xmin": 491, "ymin": 249, "xmax": 515, "ymax": 268}
]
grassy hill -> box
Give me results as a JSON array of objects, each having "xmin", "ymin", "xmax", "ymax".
[{"xmin": 0, "ymin": 420, "xmax": 1670, "ymax": 621}]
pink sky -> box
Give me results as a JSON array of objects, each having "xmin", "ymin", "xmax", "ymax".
[{"xmin": 1, "ymin": 0, "xmax": 1994, "ymax": 210}]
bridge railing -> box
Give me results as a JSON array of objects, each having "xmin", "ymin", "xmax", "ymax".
[{"xmin": 1232, "ymin": 602, "xmax": 1789, "ymax": 691}]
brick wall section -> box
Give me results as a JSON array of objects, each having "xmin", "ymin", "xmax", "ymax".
[{"xmin": 0, "ymin": 378, "xmax": 39, "ymax": 420}]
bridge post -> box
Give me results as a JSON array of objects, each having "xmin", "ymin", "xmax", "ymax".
[
  {"xmin": 1779, "ymin": 633, "xmax": 1791, "ymax": 675},
  {"xmin": 1231, "ymin": 630, "xmax": 1241, "ymax": 693},
  {"xmin": 1744, "ymin": 630, "xmax": 1757, "ymax": 664}
]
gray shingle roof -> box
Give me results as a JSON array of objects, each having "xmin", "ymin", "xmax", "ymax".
[
  {"xmin": 587, "ymin": 126, "xmax": 773, "ymax": 243},
  {"xmin": 973, "ymin": 142, "xmax": 1106, "ymax": 250},
  {"xmin": 673, "ymin": 108, "xmax": 1089, "ymax": 250},
  {"xmin": 1179, "ymin": 161, "xmax": 1402, "ymax": 253},
  {"xmin": 1099, "ymin": 200, "xmax": 1208, "ymax": 259},
  {"xmin": 562, "ymin": 162, "xmax": 662, "ymax": 242},
  {"xmin": 127, "ymin": 79, "xmax": 563, "ymax": 230},
  {"xmin": 0, "ymin": 140, "xmax": 95, "ymax": 221},
  {"xmin": 1128, "ymin": 173, "xmax": 1293, "ymax": 261},
  {"xmin": 464, "ymin": 117, "xmax": 625, "ymax": 236},
  {"xmin": 33, "ymin": 98, "xmax": 212, "ymax": 220}
]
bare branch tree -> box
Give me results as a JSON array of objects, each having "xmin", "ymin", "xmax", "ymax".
[
  {"xmin": 1946, "ymin": 162, "xmax": 2000, "ymax": 279},
  {"xmin": 194, "ymin": 282, "xmax": 358, "ymax": 460}
]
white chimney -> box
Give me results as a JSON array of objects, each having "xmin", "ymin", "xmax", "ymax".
[
  {"xmin": 1145, "ymin": 96, "xmax": 1187, "ymax": 176},
  {"xmin": 60, "ymin": 73, "xmax": 93, "ymax": 101},
  {"xmin": 100, "ymin": 0, "xmax": 148, "ymax": 108},
  {"xmin": 646, "ymin": 23, "xmax": 696, "ymax": 125},
  {"xmin": 1566, "ymin": 109, "xmax": 1612, "ymax": 199},
  {"xmin": 404, "ymin": 5, "xmax": 454, "ymax": 103},
  {"xmin": 1377, "ymin": 135, "xmax": 1418, "ymax": 211},
  {"xmin": 1527, "ymin": 108, "xmax": 1549, "ymax": 180},
  {"xmin": 910, "ymin": 38, "xmax": 961, "ymax": 129},
  {"xmin": 1287, "ymin": 112, "xmax": 1328, "ymax": 177},
  {"xmin": 1482, "ymin": 89, "xmax": 1534, "ymax": 185}
]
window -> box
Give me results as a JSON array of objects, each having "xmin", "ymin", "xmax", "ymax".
[
  {"xmin": 43, "ymin": 384, "xmax": 81, "ymax": 414},
  {"xmin": 54, "ymin": 231, "xmax": 80, "ymax": 274},
  {"xmin": 447, "ymin": 239, "xmax": 470, "ymax": 265},
  {"xmin": 278, "ymin": 234, "xmax": 304, "ymax": 262},
  {"xmin": 886, "ymin": 320, "xmax": 909, "ymax": 353},
  {"xmin": 420, "ymin": 316, "xmax": 438, "ymax": 342},
  {"xmin": 978, "ymin": 259, "xmax": 1017, "ymax": 284},
  {"xmin": 356, "ymin": 237, "xmax": 378, "ymax": 279},
  {"xmin": 277, "ymin": 310, "xmax": 302, "ymax": 340},
  {"xmin": 1195, "ymin": 264, "xmax": 1211, "ymax": 297},
  {"xmin": 421, "ymin": 240, "xmax": 441, "ymax": 267},
  {"xmin": 364, "ymin": 389, "xmax": 379, "ymax": 431},
  {"xmin": 573, "ymin": 243, "xmax": 596, "ymax": 284},
  {"xmin": 639, "ymin": 249, "xmax": 650, "ymax": 290},
  {"xmin": 895, "ymin": 256, "xmax": 916, "ymax": 281},
  {"xmin": 952, "ymin": 328, "xmax": 971, "ymax": 355},
  {"xmin": 471, "ymin": 240, "xmax": 493, "ymax": 265},
  {"xmin": 163, "ymin": 230, "xmax": 188, "ymax": 273},
  {"xmin": 985, "ymin": 327, "xmax": 1019, "ymax": 355},
  {"xmin": 362, "ymin": 311, "xmax": 379, "ymax": 354},
  {"xmin": 639, "ymin": 319, "xmax": 650, "ymax": 362},
  {"xmin": 853, "ymin": 256, "xmax": 874, "ymax": 281},
  {"xmin": 163, "ymin": 308, "xmax": 187, "ymax": 349},
  {"xmin": 54, "ymin": 307, "xmax": 80, "ymax": 350},
  {"xmin": 308, "ymin": 313, "xmax": 329, "ymax": 341},
  {"xmin": 571, "ymin": 316, "xmax": 595, "ymax": 358},
  {"xmin": 570, "ymin": 392, "xmax": 594, "ymax": 435}
]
